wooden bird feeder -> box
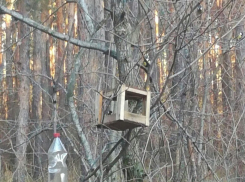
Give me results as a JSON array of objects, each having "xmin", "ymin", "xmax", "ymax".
[{"xmin": 95, "ymin": 84, "xmax": 151, "ymax": 131}]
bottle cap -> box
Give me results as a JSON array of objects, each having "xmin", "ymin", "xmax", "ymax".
[{"xmin": 53, "ymin": 133, "xmax": 60, "ymax": 138}]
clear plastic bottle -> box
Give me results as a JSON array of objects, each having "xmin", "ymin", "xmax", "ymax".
[{"xmin": 48, "ymin": 133, "xmax": 68, "ymax": 182}]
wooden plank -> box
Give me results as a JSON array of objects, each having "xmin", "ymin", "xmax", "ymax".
[
  {"xmin": 145, "ymin": 91, "xmax": 151, "ymax": 126},
  {"xmin": 106, "ymin": 121, "xmax": 141, "ymax": 131},
  {"xmin": 104, "ymin": 114, "xmax": 117, "ymax": 124},
  {"xmin": 125, "ymin": 94, "xmax": 144, "ymax": 101},
  {"xmin": 124, "ymin": 111, "xmax": 146, "ymax": 125},
  {"xmin": 142, "ymin": 97, "xmax": 146, "ymax": 116},
  {"xmin": 110, "ymin": 100, "xmax": 116, "ymax": 114},
  {"xmin": 95, "ymin": 91, "xmax": 103, "ymax": 124},
  {"xmin": 124, "ymin": 100, "xmax": 128, "ymax": 112},
  {"xmin": 97, "ymin": 121, "xmax": 140, "ymax": 131},
  {"xmin": 126, "ymin": 87, "xmax": 148, "ymax": 96},
  {"xmin": 119, "ymin": 84, "xmax": 147, "ymax": 96},
  {"xmin": 116, "ymin": 84, "xmax": 125, "ymax": 120}
]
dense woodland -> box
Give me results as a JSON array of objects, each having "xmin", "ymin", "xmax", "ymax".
[{"xmin": 0, "ymin": 0, "xmax": 245, "ymax": 181}]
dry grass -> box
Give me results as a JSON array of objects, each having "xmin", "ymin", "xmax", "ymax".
[
  {"xmin": 0, "ymin": 168, "xmax": 13, "ymax": 182},
  {"xmin": 0, "ymin": 164, "xmax": 81, "ymax": 182}
]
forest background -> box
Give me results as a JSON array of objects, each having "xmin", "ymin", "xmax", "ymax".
[{"xmin": 0, "ymin": 0, "xmax": 244, "ymax": 181}]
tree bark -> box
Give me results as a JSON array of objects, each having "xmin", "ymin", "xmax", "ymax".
[
  {"xmin": 13, "ymin": 0, "xmax": 30, "ymax": 180},
  {"xmin": 197, "ymin": 56, "xmax": 209, "ymax": 180},
  {"xmin": 32, "ymin": 1, "xmax": 44, "ymax": 178},
  {"xmin": 234, "ymin": 20, "xmax": 245, "ymax": 181},
  {"xmin": 0, "ymin": 15, "xmax": 2, "ymax": 176},
  {"xmin": 69, "ymin": 96, "xmax": 94, "ymax": 167},
  {"xmin": 5, "ymin": 1, "xmax": 14, "ymax": 121},
  {"xmin": 55, "ymin": 0, "xmax": 66, "ymax": 117}
]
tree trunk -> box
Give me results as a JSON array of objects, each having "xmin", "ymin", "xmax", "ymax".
[
  {"xmin": 197, "ymin": 56, "xmax": 209, "ymax": 180},
  {"xmin": 13, "ymin": 0, "xmax": 30, "ymax": 181},
  {"xmin": 32, "ymin": 1, "xmax": 44, "ymax": 178},
  {"xmin": 112, "ymin": 1, "xmax": 130, "ymax": 82},
  {"xmin": 5, "ymin": 1, "xmax": 13, "ymax": 121},
  {"xmin": 104, "ymin": 0, "xmax": 120, "ymax": 181},
  {"xmin": 0, "ymin": 15, "xmax": 2, "ymax": 177},
  {"xmin": 221, "ymin": 50, "xmax": 232, "ymax": 115},
  {"xmin": 234, "ymin": 22, "xmax": 245, "ymax": 112},
  {"xmin": 234, "ymin": 20, "xmax": 245, "ymax": 181},
  {"xmin": 171, "ymin": 44, "xmax": 185, "ymax": 182},
  {"xmin": 219, "ymin": 11, "xmax": 232, "ymax": 116},
  {"xmin": 40, "ymin": 10, "xmax": 53, "ymax": 174},
  {"xmin": 42, "ymin": 16, "xmax": 51, "ymax": 121},
  {"xmin": 55, "ymin": 0, "xmax": 65, "ymax": 119}
]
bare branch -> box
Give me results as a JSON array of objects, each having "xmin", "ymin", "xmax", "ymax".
[{"xmin": 0, "ymin": 5, "xmax": 117, "ymax": 59}]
